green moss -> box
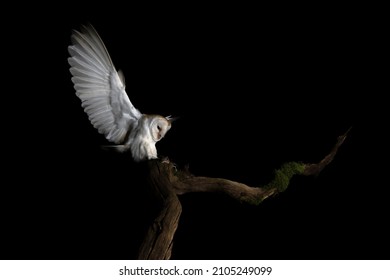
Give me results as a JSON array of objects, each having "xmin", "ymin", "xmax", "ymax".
[{"xmin": 266, "ymin": 162, "xmax": 305, "ymax": 192}]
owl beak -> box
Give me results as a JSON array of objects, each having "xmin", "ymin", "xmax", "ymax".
[{"xmin": 166, "ymin": 115, "xmax": 180, "ymax": 123}]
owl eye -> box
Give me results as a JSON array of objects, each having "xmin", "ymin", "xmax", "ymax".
[{"xmin": 157, "ymin": 125, "xmax": 161, "ymax": 131}]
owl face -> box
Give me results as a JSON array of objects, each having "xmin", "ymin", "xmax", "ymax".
[{"xmin": 150, "ymin": 116, "xmax": 172, "ymax": 142}]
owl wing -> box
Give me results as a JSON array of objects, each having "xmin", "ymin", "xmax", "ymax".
[{"xmin": 68, "ymin": 24, "xmax": 142, "ymax": 144}]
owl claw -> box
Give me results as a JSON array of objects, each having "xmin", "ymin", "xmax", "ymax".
[
  {"xmin": 161, "ymin": 157, "xmax": 177, "ymax": 172},
  {"xmin": 161, "ymin": 156, "xmax": 170, "ymax": 164}
]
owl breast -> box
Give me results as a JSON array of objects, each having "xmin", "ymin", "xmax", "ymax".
[
  {"xmin": 130, "ymin": 139, "xmax": 157, "ymax": 161},
  {"xmin": 125, "ymin": 116, "xmax": 158, "ymax": 162}
]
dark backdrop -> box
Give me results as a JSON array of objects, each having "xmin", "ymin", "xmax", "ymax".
[{"xmin": 1, "ymin": 4, "xmax": 387, "ymax": 260}]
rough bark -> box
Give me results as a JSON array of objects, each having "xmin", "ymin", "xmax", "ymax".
[
  {"xmin": 137, "ymin": 161, "xmax": 182, "ymax": 260},
  {"xmin": 137, "ymin": 128, "xmax": 350, "ymax": 259}
]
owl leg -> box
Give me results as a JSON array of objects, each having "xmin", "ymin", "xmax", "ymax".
[{"xmin": 145, "ymin": 144, "xmax": 158, "ymax": 160}]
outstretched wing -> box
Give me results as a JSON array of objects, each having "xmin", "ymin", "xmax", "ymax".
[{"xmin": 68, "ymin": 24, "xmax": 142, "ymax": 144}]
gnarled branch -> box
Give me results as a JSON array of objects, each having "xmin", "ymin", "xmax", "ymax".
[{"xmin": 137, "ymin": 128, "xmax": 350, "ymax": 259}]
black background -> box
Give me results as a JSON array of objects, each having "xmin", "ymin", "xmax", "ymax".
[{"xmin": 1, "ymin": 4, "xmax": 387, "ymax": 260}]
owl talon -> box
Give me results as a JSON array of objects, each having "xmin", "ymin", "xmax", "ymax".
[
  {"xmin": 161, "ymin": 157, "xmax": 170, "ymax": 164},
  {"xmin": 161, "ymin": 157, "xmax": 177, "ymax": 172}
]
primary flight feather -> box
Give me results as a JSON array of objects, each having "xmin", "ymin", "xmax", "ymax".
[{"xmin": 68, "ymin": 24, "xmax": 173, "ymax": 161}]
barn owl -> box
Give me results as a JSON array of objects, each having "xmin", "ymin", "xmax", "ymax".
[{"xmin": 68, "ymin": 24, "xmax": 174, "ymax": 162}]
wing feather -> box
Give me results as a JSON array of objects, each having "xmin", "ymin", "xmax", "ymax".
[{"xmin": 68, "ymin": 24, "xmax": 142, "ymax": 144}]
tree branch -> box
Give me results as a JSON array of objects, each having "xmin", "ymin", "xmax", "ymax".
[
  {"xmin": 137, "ymin": 161, "xmax": 182, "ymax": 260},
  {"xmin": 137, "ymin": 128, "xmax": 350, "ymax": 259},
  {"xmin": 302, "ymin": 127, "xmax": 351, "ymax": 176}
]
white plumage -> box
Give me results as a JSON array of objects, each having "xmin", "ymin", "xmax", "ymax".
[{"xmin": 68, "ymin": 24, "xmax": 173, "ymax": 161}]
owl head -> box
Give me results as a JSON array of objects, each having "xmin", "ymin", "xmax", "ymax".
[{"xmin": 150, "ymin": 116, "xmax": 174, "ymax": 142}]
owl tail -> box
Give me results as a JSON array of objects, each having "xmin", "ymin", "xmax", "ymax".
[{"xmin": 100, "ymin": 145, "xmax": 130, "ymax": 153}]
